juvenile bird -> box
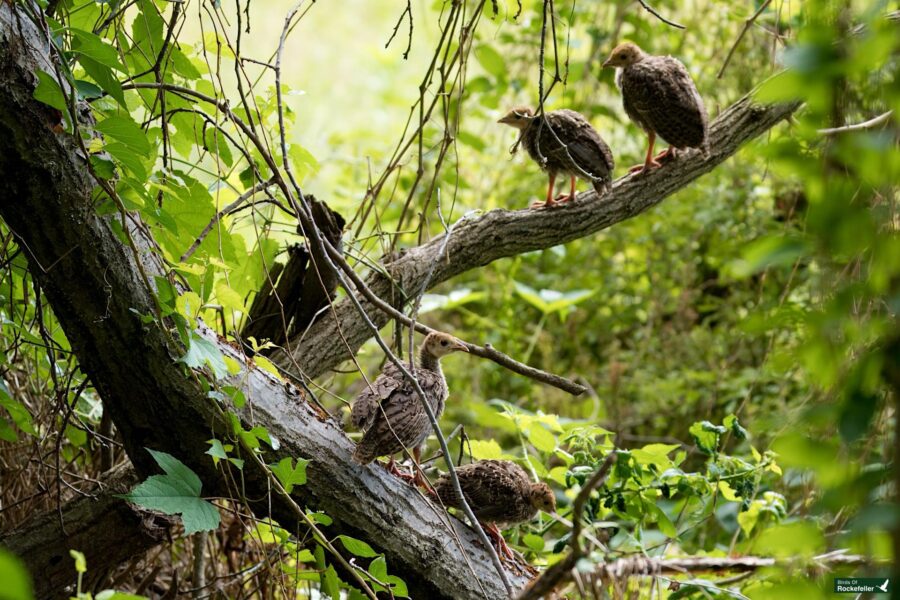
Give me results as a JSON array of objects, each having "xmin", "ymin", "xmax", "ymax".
[
  {"xmin": 351, "ymin": 332, "xmax": 467, "ymax": 485},
  {"xmin": 433, "ymin": 459, "xmax": 556, "ymax": 559},
  {"xmin": 499, "ymin": 106, "xmax": 615, "ymax": 208},
  {"xmin": 603, "ymin": 42, "xmax": 708, "ymax": 174}
]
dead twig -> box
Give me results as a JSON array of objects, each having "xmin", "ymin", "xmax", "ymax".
[
  {"xmin": 636, "ymin": 0, "xmax": 685, "ymax": 30},
  {"xmin": 717, "ymin": 0, "xmax": 772, "ymax": 79}
]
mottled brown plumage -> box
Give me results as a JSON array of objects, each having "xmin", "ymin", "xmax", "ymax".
[
  {"xmin": 351, "ymin": 332, "xmax": 467, "ymax": 468},
  {"xmin": 499, "ymin": 106, "xmax": 615, "ymax": 207},
  {"xmin": 603, "ymin": 42, "xmax": 708, "ymax": 173},
  {"xmin": 434, "ymin": 460, "xmax": 556, "ymax": 559}
]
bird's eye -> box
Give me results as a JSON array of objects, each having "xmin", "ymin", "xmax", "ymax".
[{"xmin": 440, "ymin": 340, "xmax": 448, "ymax": 346}]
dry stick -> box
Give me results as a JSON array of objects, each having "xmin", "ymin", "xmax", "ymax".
[
  {"xmin": 636, "ymin": 0, "xmax": 685, "ymax": 30},
  {"xmin": 322, "ymin": 239, "xmax": 586, "ymax": 396},
  {"xmin": 717, "ymin": 0, "xmax": 772, "ymax": 79},
  {"xmin": 818, "ymin": 109, "xmax": 894, "ymax": 134},
  {"xmin": 180, "ymin": 178, "xmax": 277, "ymax": 262},
  {"xmin": 591, "ymin": 551, "xmax": 881, "ymax": 578},
  {"xmin": 516, "ymin": 453, "xmax": 616, "ymax": 600}
]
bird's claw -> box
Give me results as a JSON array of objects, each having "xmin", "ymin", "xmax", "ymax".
[
  {"xmin": 553, "ymin": 193, "xmax": 576, "ymax": 203},
  {"xmin": 628, "ymin": 160, "xmax": 662, "ymax": 175}
]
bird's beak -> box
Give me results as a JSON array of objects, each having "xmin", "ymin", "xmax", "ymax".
[
  {"xmin": 452, "ymin": 338, "xmax": 469, "ymax": 352},
  {"xmin": 602, "ymin": 57, "xmax": 613, "ymax": 68},
  {"xmin": 497, "ymin": 114, "xmax": 513, "ymax": 124}
]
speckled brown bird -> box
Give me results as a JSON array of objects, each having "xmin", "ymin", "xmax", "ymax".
[
  {"xmin": 499, "ymin": 107, "xmax": 615, "ymax": 208},
  {"xmin": 351, "ymin": 332, "xmax": 467, "ymax": 483},
  {"xmin": 603, "ymin": 42, "xmax": 708, "ymax": 174},
  {"xmin": 433, "ymin": 459, "xmax": 556, "ymax": 559}
]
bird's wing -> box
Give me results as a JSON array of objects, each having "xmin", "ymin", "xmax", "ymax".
[
  {"xmin": 546, "ymin": 111, "xmax": 614, "ymax": 180},
  {"xmin": 350, "ymin": 363, "xmax": 404, "ymax": 430},
  {"xmin": 622, "ymin": 57, "xmax": 708, "ymax": 147}
]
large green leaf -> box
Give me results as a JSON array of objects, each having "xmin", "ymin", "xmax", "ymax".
[{"xmin": 122, "ymin": 449, "xmax": 220, "ymax": 535}]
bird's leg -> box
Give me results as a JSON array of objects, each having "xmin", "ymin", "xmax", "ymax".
[
  {"xmin": 384, "ymin": 456, "xmax": 410, "ymax": 480},
  {"xmin": 554, "ymin": 175, "xmax": 577, "ymax": 203},
  {"xmin": 410, "ymin": 447, "xmax": 437, "ymax": 495},
  {"xmin": 482, "ymin": 522, "xmax": 515, "ymax": 561},
  {"xmin": 629, "ymin": 131, "xmax": 663, "ymax": 174},
  {"xmin": 532, "ymin": 172, "xmax": 559, "ymax": 208}
]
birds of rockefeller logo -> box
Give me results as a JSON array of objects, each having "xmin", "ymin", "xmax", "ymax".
[{"xmin": 833, "ymin": 577, "xmax": 891, "ymax": 594}]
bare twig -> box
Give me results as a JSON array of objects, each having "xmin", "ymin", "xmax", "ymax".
[
  {"xmin": 817, "ymin": 110, "xmax": 893, "ymax": 134},
  {"xmin": 636, "ymin": 0, "xmax": 685, "ymax": 30},
  {"xmin": 180, "ymin": 178, "xmax": 277, "ymax": 262},
  {"xmin": 717, "ymin": 0, "xmax": 772, "ymax": 79}
]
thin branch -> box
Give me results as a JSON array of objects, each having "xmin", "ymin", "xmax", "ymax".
[
  {"xmin": 180, "ymin": 178, "xmax": 277, "ymax": 262},
  {"xmin": 717, "ymin": 0, "xmax": 772, "ymax": 79},
  {"xmin": 636, "ymin": 0, "xmax": 685, "ymax": 30},
  {"xmin": 817, "ymin": 110, "xmax": 893, "ymax": 134}
]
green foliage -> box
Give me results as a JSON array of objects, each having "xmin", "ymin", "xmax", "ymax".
[
  {"xmin": 0, "ymin": 548, "xmax": 33, "ymax": 600},
  {"xmin": 121, "ymin": 449, "xmax": 220, "ymax": 535}
]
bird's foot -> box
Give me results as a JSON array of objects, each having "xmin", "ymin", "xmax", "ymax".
[
  {"xmin": 483, "ymin": 524, "xmax": 515, "ymax": 561},
  {"xmin": 531, "ymin": 198, "xmax": 562, "ymax": 208},
  {"xmin": 653, "ymin": 147, "xmax": 676, "ymax": 162},
  {"xmin": 553, "ymin": 193, "xmax": 576, "ymax": 203},
  {"xmin": 628, "ymin": 160, "xmax": 662, "ymax": 174}
]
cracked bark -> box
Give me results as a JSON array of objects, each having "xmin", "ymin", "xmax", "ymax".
[{"xmin": 0, "ymin": 2, "xmax": 800, "ymax": 598}]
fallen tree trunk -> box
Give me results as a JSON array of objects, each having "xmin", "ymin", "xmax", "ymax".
[{"xmin": 0, "ymin": 3, "xmax": 801, "ymax": 598}]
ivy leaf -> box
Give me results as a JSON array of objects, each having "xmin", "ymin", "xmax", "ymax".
[
  {"xmin": 178, "ymin": 331, "xmax": 228, "ymax": 379},
  {"xmin": 270, "ymin": 456, "xmax": 309, "ymax": 494},
  {"xmin": 121, "ymin": 448, "xmax": 220, "ymax": 535}
]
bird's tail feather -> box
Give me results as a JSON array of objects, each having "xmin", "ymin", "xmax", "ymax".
[{"xmin": 593, "ymin": 179, "xmax": 611, "ymax": 196}]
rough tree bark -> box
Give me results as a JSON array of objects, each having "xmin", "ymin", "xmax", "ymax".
[{"xmin": 0, "ymin": 3, "xmax": 800, "ymax": 598}]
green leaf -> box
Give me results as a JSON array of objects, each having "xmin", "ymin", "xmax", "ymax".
[
  {"xmin": 522, "ymin": 533, "xmax": 544, "ymax": 552},
  {"xmin": 728, "ymin": 235, "xmax": 808, "ymax": 278},
  {"xmin": 70, "ymin": 28, "xmax": 125, "ymax": 71},
  {"xmin": 468, "ymin": 439, "xmax": 505, "ymax": 460},
  {"xmin": 205, "ymin": 439, "xmax": 231, "ymax": 465},
  {"xmin": 33, "ymin": 69, "xmax": 67, "ymax": 112},
  {"xmin": 724, "ymin": 414, "xmax": 749, "ymax": 440},
  {"xmin": 96, "ymin": 115, "xmax": 152, "ymax": 156},
  {"xmin": 0, "ymin": 547, "xmax": 33, "ymax": 600},
  {"xmin": 526, "ymin": 424, "xmax": 557, "ymax": 453},
  {"xmin": 270, "ymin": 456, "xmax": 309, "ymax": 494},
  {"xmin": 70, "ymin": 549, "xmax": 86, "ymax": 573},
  {"xmin": 79, "ymin": 56, "xmax": 126, "ymax": 108},
  {"xmin": 122, "ymin": 449, "xmax": 220, "ymax": 535},
  {"xmin": 178, "ymin": 332, "xmax": 228, "ymax": 379},
  {"xmin": 475, "ymin": 44, "xmax": 506, "ymax": 80},
  {"xmin": 337, "ymin": 535, "xmax": 379, "ymax": 558},
  {"xmin": 689, "ymin": 421, "xmax": 725, "ymax": 455}
]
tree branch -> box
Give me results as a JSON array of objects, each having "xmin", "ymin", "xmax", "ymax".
[{"xmin": 276, "ymin": 93, "xmax": 802, "ymax": 379}]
